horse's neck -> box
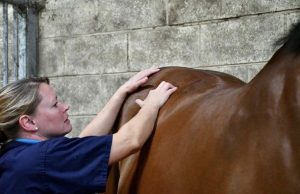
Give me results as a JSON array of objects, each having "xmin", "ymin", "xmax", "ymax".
[
  {"xmin": 251, "ymin": 48, "xmax": 290, "ymax": 80},
  {"xmin": 248, "ymin": 48, "xmax": 294, "ymax": 95},
  {"xmin": 244, "ymin": 47, "xmax": 300, "ymax": 122}
]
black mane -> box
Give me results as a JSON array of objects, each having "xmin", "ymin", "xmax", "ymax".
[{"xmin": 274, "ymin": 20, "xmax": 300, "ymax": 54}]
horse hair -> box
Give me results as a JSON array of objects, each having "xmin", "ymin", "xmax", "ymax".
[{"xmin": 274, "ymin": 20, "xmax": 300, "ymax": 54}]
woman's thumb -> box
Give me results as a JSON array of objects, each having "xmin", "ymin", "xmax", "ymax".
[{"xmin": 135, "ymin": 99, "xmax": 144, "ymax": 108}]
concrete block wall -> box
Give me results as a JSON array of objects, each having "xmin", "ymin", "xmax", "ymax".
[{"xmin": 1, "ymin": 1, "xmax": 300, "ymax": 136}]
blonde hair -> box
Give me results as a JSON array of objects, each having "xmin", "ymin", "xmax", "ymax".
[{"xmin": 0, "ymin": 77, "xmax": 49, "ymax": 144}]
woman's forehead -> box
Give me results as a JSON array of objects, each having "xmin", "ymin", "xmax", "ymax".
[{"xmin": 38, "ymin": 83, "xmax": 57, "ymax": 102}]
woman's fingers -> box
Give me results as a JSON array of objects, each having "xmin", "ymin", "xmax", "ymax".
[
  {"xmin": 122, "ymin": 67, "xmax": 160, "ymax": 94},
  {"xmin": 144, "ymin": 81, "xmax": 177, "ymax": 108},
  {"xmin": 167, "ymin": 86, "xmax": 178, "ymax": 95},
  {"xmin": 157, "ymin": 81, "xmax": 177, "ymax": 91},
  {"xmin": 135, "ymin": 77, "xmax": 148, "ymax": 86},
  {"xmin": 135, "ymin": 67, "xmax": 160, "ymax": 81},
  {"xmin": 135, "ymin": 99, "xmax": 144, "ymax": 108}
]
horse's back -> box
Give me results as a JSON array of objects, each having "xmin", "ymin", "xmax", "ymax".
[
  {"xmin": 115, "ymin": 67, "xmax": 248, "ymax": 194},
  {"xmin": 118, "ymin": 66, "xmax": 244, "ymax": 123},
  {"xmin": 143, "ymin": 66, "xmax": 244, "ymax": 92}
]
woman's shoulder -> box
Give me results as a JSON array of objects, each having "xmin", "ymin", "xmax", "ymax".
[{"xmin": 0, "ymin": 141, "xmax": 43, "ymax": 173}]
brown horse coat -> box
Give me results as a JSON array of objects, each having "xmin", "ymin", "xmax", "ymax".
[{"xmin": 107, "ymin": 21, "xmax": 300, "ymax": 194}]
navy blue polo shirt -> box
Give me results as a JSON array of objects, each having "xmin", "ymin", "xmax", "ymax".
[{"xmin": 0, "ymin": 135, "xmax": 112, "ymax": 194}]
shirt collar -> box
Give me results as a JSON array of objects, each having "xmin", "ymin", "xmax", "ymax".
[{"xmin": 14, "ymin": 138, "xmax": 42, "ymax": 144}]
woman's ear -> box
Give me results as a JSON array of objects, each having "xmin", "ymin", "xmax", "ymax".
[{"xmin": 19, "ymin": 115, "xmax": 38, "ymax": 132}]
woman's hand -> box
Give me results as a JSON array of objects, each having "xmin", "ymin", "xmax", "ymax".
[
  {"xmin": 109, "ymin": 81, "xmax": 177, "ymax": 164},
  {"xmin": 119, "ymin": 67, "xmax": 160, "ymax": 95},
  {"xmin": 136, "ymin": 81, "xmax": 177, "ymax": 108}
]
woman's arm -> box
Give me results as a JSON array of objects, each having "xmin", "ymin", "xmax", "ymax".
[
  {"xmin": 79, "ymin": 68, "xmax": 160, "ymax": 137},
  {"xmin": 108, "ymin": 81, "xmax": 177, "ymax": 165}
]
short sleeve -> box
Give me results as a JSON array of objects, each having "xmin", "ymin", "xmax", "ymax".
[{"xmin": 40, "ymin": 135, "xmax": 112, "ymax": 194}]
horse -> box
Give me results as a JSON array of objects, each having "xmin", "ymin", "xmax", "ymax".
[{"xmin": 106, "ymin": 20, "xmax": 300, "ymax": 194}]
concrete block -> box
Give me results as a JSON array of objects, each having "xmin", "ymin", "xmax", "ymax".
[
  {"xmin": 168, "ymin": 0, "xmax": 222, "ymax": 24},
  {"xmin": 39, "ymin": 38, "xmax": 66, "ymax": 76},
  {"xmin": 286, "ymin": 11, "xmax": 300, "ymax": 32},
  {"xmin": 39, "ymin": 1, "xmax": 99, "ymax": 38},
  {"xmin": 67, "ymin": 116, "xmax": 94, "ymax": 137},
  {"xmin": 129, "ymin": 26, "xmax": 200, "ymax": 71},
  {"xmin": 39, "ymin": 33, "xmax": 128, "ymax": 76},
  {"xmin": 169, "ymin": 0, "xmax": 300, "ymax": 24},
  {"xmin": 44, "ymin": 0, "xmax": 83, "ymax": 10},
  {"xmin": 96, "ymin": 0, "xmax": 166, "ymax": 32},
  {"xmin": 67, "ymin": 114, "xmax": 123, "ymax": 137},
  {"xmin": 49, "ymin": 73, "xmax": 132, "ymax": 115},
  {"xmin": 40, "ymin": 0, "xmax": 166, "ymax": 37},
  {"xmin": 221, "ymin": 0, "xmax": 300, "ymax": 19},
  {"xmin": 198, "ymin": 14, "xmax": 285, "ymax": 66},
  {"xmin": 64, "ymin": 33, "xmax": 128, "ymax": 75},
  {"xmin": 201, "ymin": 63, "xmax": 265, "ymax": 83}
]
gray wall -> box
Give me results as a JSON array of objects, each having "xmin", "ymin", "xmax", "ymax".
[{"xmin": 1, "ymin": 1, "xmax": 300, "ymax": 136}]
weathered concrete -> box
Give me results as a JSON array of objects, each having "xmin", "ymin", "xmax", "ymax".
[
  {"xmin": 38, "ymin": 37, "xmax": 66, "ymax": 76},
  {"xmin": 39, "ymin": 1, "xmax": 99, "ymax": 37},
  {"xmin": 39, "ymin": 0, "xmax": 166, "ymax": 38},
  {"xmin": 198, "ymin": 13, "xmax": 286, "ymax": 66},
  {"xmin": 64, "ymin": 33, "xmax": 128, "ymax": 75},
  {"xmin": 286, "ymin": 11, "xmax": 300, "ymax": 30},
  {"xmin": 39, "ymin": 33, "xmax": 128, "ymax": 76},
  {"xmin": 67, "ymin": 116, "xmax": 94, "ymax": 137},
  {"xmin": 169, "ymin": 0, "xmax": 300, "ymax": 24},
  {"xmin": 129, "ymin": 26, "xmax": 200, "ymax": 70}
]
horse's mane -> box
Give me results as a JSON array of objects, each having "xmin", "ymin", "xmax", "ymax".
[{"xmin": 274, "ymin": 20, "xmax": 300, "ymax": 55}]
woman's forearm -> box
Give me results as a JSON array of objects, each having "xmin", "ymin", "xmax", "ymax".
[
  {"xmin": 124, "ymin": 102, "xmax": 160, "ymax": 148},
  {"xmin": 108, "ymin": 102, "xmax": 160, "ymax": 164}
]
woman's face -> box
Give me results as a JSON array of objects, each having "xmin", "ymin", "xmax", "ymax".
[{"xmin": 32, "ymin": 83, "xmax": 72, "ymax": 139}]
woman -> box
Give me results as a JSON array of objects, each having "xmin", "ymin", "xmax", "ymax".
[{"xmin": 0, "ymin": 68, "xmax": 177, "ymax": 194}]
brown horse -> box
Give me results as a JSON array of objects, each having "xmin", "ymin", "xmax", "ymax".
[{"xmin": 106, "ymin": 21, "xmax": 300, "ymax": 194}]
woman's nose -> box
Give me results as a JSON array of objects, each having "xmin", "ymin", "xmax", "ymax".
[{"xmin": 61, "ymin": 103, "xmax": 69, "ymax": 112}]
